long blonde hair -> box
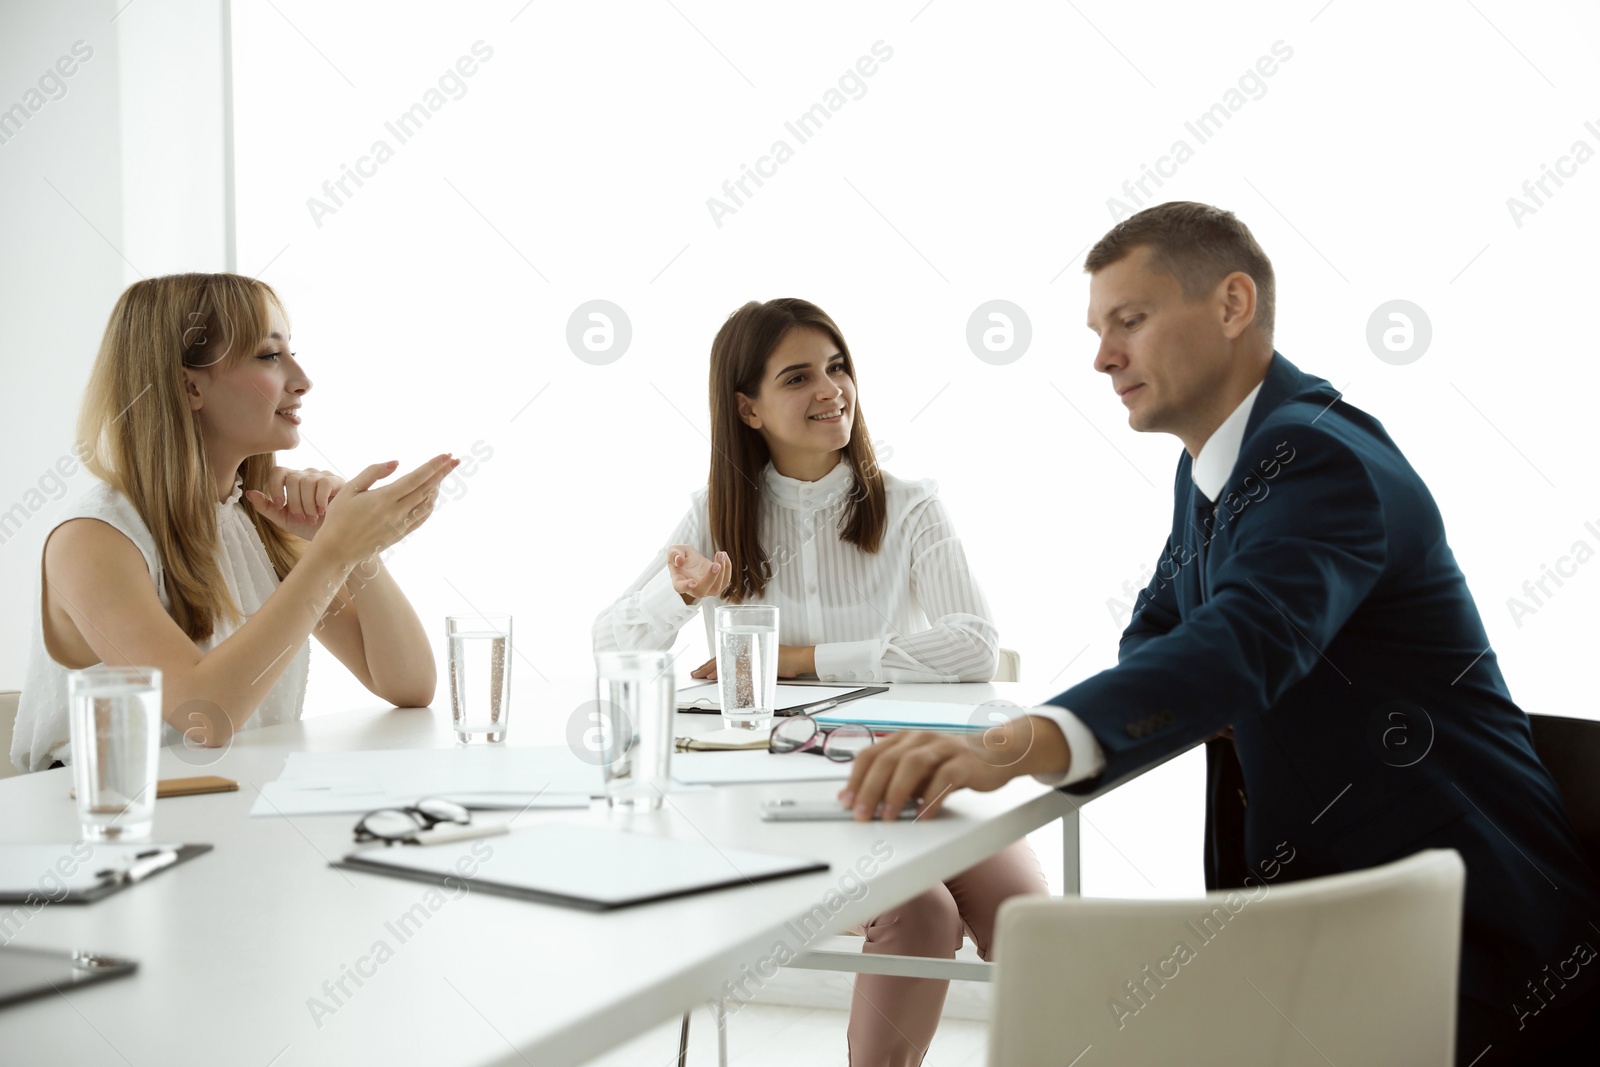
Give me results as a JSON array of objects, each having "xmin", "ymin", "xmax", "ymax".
[{"xmin": 77, "ymin": 273, "xmax": 304, "ymax": 641}]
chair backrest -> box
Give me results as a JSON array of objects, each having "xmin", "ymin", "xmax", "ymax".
[
  {"xmin": 1527, "ymin": 713, "xmax": 1600, "ymax": 871},
  {"xmin": 988, "ymin": 849, "xmax": 1465, "ymax": 1067},
  {"xmin": 994, "ymin": 648, "xmax": 1020, "ymax": 684},
  {"xmin": 0, "ymin": 691, "xmax": 20, "ymax": 780}
]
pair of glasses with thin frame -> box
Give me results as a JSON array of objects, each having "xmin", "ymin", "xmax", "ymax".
[
  {"xmin": 353, "ymin": 797, "xmax": 470, "ymax": 845},
  {"xmin": 769, "ymin": 716, "xmax": 875, "ymax": 761}
]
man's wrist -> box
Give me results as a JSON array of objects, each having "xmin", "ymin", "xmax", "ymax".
[{"xmin": 1009, "ymin": 715, "xmax": 1072, "ymax": 779}]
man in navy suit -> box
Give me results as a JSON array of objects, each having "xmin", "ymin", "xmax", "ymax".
[{"xmin": 843, "ymin": 201, "xmax": 1600, "ymax": 1063}]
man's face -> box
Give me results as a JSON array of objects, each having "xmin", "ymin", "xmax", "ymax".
[{"xmin": 1087, "ymin": 245, "xmax": 1234, "ymax": 442}]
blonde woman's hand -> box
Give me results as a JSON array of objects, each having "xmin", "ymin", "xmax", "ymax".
[
  {"xmin": 668, "ymin": 545, "xmax": 731, "ymax": 605},
  {"xmin": 244, "ymin": 467, "xmax": 345, "ymax": 541},
  {"xmin": 311, "ymin": 454, "xmax": 460, "ymax": 569}
]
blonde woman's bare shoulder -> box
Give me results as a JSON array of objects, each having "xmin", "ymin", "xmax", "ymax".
[{"xmin": 41, "ymin": 517, "xmax": 162, "ymax": 667}]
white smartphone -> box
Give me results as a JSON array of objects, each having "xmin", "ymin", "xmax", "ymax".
[{"xmin": 760, "ymin": 798, "xmax": 922, "ymax": 822}]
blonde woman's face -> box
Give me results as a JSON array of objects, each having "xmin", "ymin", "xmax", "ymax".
[
  {"xmin": 735, "ymin": 326, "xmax": 855, "ymax": 460},
  {"xmin": 186, "ymin": 303, "xmax": 311, "ymax": 457}
]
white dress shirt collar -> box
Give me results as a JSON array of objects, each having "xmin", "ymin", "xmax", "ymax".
[
  {"xmin": 763, "ymin": 456, "xmax": 854, "ymax": 512},
  {"xmin": 1191, "ymin": 381, "xmax": 1264, "ymax": 503}
]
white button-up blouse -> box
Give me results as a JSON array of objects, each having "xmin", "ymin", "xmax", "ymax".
[{"xmin": 592, "ymin": 459, "xmax": 999, "ymax": 683}]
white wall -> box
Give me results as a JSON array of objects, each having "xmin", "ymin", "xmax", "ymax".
[
  {"xmin": 1, "ymin": 0, "xmax": 230, "ymax": 685},
  {"xmin": 224, "ymin": 1, "xmax": 1600, "ymax": 901},
  {"xmin": 5, "ymin": 1, "xmax": 1598, "ymax": 904},
  {"xmin": 1, "ymin": 1, "xmax": 126, "ymax": 686}
]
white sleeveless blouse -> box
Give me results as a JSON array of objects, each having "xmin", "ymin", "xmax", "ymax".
[{"xmin": 10, "ymin": 478, "xmax": 310, "ymax": 772}]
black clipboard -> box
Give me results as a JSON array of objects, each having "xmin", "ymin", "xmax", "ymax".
[
  {"xmin": 331, "ymin": 824, "xmax": 828, "ymax": 911},
  {"xmin": 0, "ymin": 844, "xmax": 212, "ymax": 906},
  {"xmin": 677, "ymin": 683, "xmax": 888, "ymax": 716},
  {"xmin": 0, "ymin": 945, "xmax": 138, "ymax": 1011}
]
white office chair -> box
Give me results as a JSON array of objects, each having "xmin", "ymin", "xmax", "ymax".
[
  {"xmin": 0, "ymin": 690, "xmax": 21, "ymax": 780},
  {"xmin": 679, "ymin": 648, "xmax": 1040, "ymax": 1064},
  {"xmin": 986, "ymin": 848, "xmax": 1466, "ymax": 1067}
]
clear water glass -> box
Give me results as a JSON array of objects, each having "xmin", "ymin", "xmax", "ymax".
[
  {"xmin": 593, "ymin": 650, "xmax": 675, "ymax": 812},
  {"xmin": 67, "ymin": 666, "xmax": 162, "ymax": 842},
  {"xmin": 715, "ymin": 604, "xmax": 779, "ymax": 731},
  {"xmin": 447, "ymin": 615, "xmax": 512, "ymax": 743}
]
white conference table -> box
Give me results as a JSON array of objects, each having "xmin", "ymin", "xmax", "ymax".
[{"xmin": 0, "ymin": 681, "xmax": 1109, "ymax": 1066}]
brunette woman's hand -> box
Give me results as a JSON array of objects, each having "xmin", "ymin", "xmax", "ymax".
[
  {"xmin": 668, "ymin": 545, "xmax": 731, "ymax": 605},
  {"xmin": 310, "ymin": 454, "xmax": 460, "ymax": 569},
  {"xmin": 244, "ymin": 467, "xmax": 344, "ymax": 541},
  {"xmin": 689, "ymin": 645, "xmax": 813, "ymax": 681}
]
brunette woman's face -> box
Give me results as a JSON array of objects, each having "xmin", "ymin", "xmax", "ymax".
[
  {"xmin": 184, "ymin": 303, "xmax": 311, "ymax": 457},
  {"xmin": 736, "ymin": 326, "xmax": 855, "ymax": 461}
]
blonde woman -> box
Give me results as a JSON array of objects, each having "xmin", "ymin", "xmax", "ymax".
[
  {"xmin": 11, "ymin": 273, "xmax": 456, "ymax": 772},
  {"xmin": 593, "ymin": 298, "xmax": 1046, "ymax": 1067}
]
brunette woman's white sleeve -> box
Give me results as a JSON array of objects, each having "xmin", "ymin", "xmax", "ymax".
[
  {"xmin": 812, "ymin": 492, "xmax": 999, "ymax": 684},
  {"xmin": 591, "ymin": 499, "xmax": 707, "ymax": 655}
]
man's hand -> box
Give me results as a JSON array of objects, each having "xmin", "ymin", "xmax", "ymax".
[{"xmin": 838, "ymin": 715, "xmax": 1072, "ymax": 821}]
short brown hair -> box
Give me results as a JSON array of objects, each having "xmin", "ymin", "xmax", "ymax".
[{"xmin": 1085, "ymin": 201, "xmax": 1275, "ymax": 344}]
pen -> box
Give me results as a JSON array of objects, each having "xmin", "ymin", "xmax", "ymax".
[{"xmin": 95, "ymin": 848, "xmax": 180, "ymax": 885}]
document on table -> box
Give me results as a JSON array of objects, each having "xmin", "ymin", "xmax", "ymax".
[
  {"xmin": 672, "ymin": 750, "xmax": 852, "ymax": 785},
  {"xmin": 677, "ymin": 683, "xmax": 875, "ymax": 713},
  {"xmin": 250, "ymin": 747, "xmax": 605, "ymax": 817},
  {"xmin": 334, "ymin": 823, "xmax": 829, "ymax": 911},
  {"xmin": 813, "ymin": 698, "xmax": 997, "ymax": 733}
]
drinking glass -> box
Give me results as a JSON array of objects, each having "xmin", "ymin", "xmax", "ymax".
[
  {"xmin": 593, "ymin": 650, "xmax": 674, "ymax": 812},
  {"xmin": 67, "ymin": 666, "xmax": 162, "ymax": 842},
  {"xmin": 447, "ymin": 615, "xmax": 512, "ymax": 743},
  {"xmin": 714, "ymin": 604, "xmax": 778, "ymax": 731}
]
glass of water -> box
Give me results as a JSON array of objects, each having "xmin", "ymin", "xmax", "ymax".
[
  {"xmin": 593, "ymin": 650, "xmax": 674, "ymax": 812},
  {"xmin": 67, "ymin": 666, "xmax": 162, "ymax": 842},
  {"xmin": 715, "ymin": 604, "xmax": 779, "ymax": 731},
  {"xmin": 447, "ymin": 615, "xmax": 511, "ymax": 744}
]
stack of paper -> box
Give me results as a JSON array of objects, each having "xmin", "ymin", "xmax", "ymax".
[{"xmin": 250, "ymin": 747, "xmax": 604, "ymax": 817}]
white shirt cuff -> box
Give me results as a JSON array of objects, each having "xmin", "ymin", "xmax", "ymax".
[
  {"xmin": 640, "ymin": 567, "xmax": 702, "ymax": 632},
  {"xmin": 1018, "ymin": 705, "xmax": 1106, "ymax": 788},
  {"xmin": 813, "ymin": 638, "xmax": 884, "ymax": 683}
]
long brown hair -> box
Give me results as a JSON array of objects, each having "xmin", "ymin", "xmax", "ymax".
[
  {"xmin": 707, "ymin": 298, "xmax": 887, "ymax": 602},
  {"xmin": 77, "ymin": 273, "xmax": 305, "ymax": 641}
]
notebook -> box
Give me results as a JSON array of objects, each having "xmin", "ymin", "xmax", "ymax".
[
  {"xmin": 332, "ymin": 823, "xmax": 828, "ymax": 911},
  {"xmin": 813, "ymin": 698, "xmax": 1000, "ymax": 733}
]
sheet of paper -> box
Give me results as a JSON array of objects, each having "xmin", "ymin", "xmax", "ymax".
[
  {"xmin": 249, "ymin": 782, "xmax": 591, "ymax": 817},
  {"xmin": 249, "ymin": 746, "xmax": 606, "ymax": 817},
  {"xmin": 672, "ymin": 750, "xmax": 852, "ymax": 785},
  {"xmin": 677, "ymin": 683, "xmax": 864, "ymax": 712},
  {"xmin": 344, "ymin": 823, "xmax": 826, "ymax": 907}
]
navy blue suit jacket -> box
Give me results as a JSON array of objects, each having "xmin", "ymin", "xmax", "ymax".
[{"xmin": 1049, "ymin": 353, "xmax": 1600, "ymax": 1027}]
